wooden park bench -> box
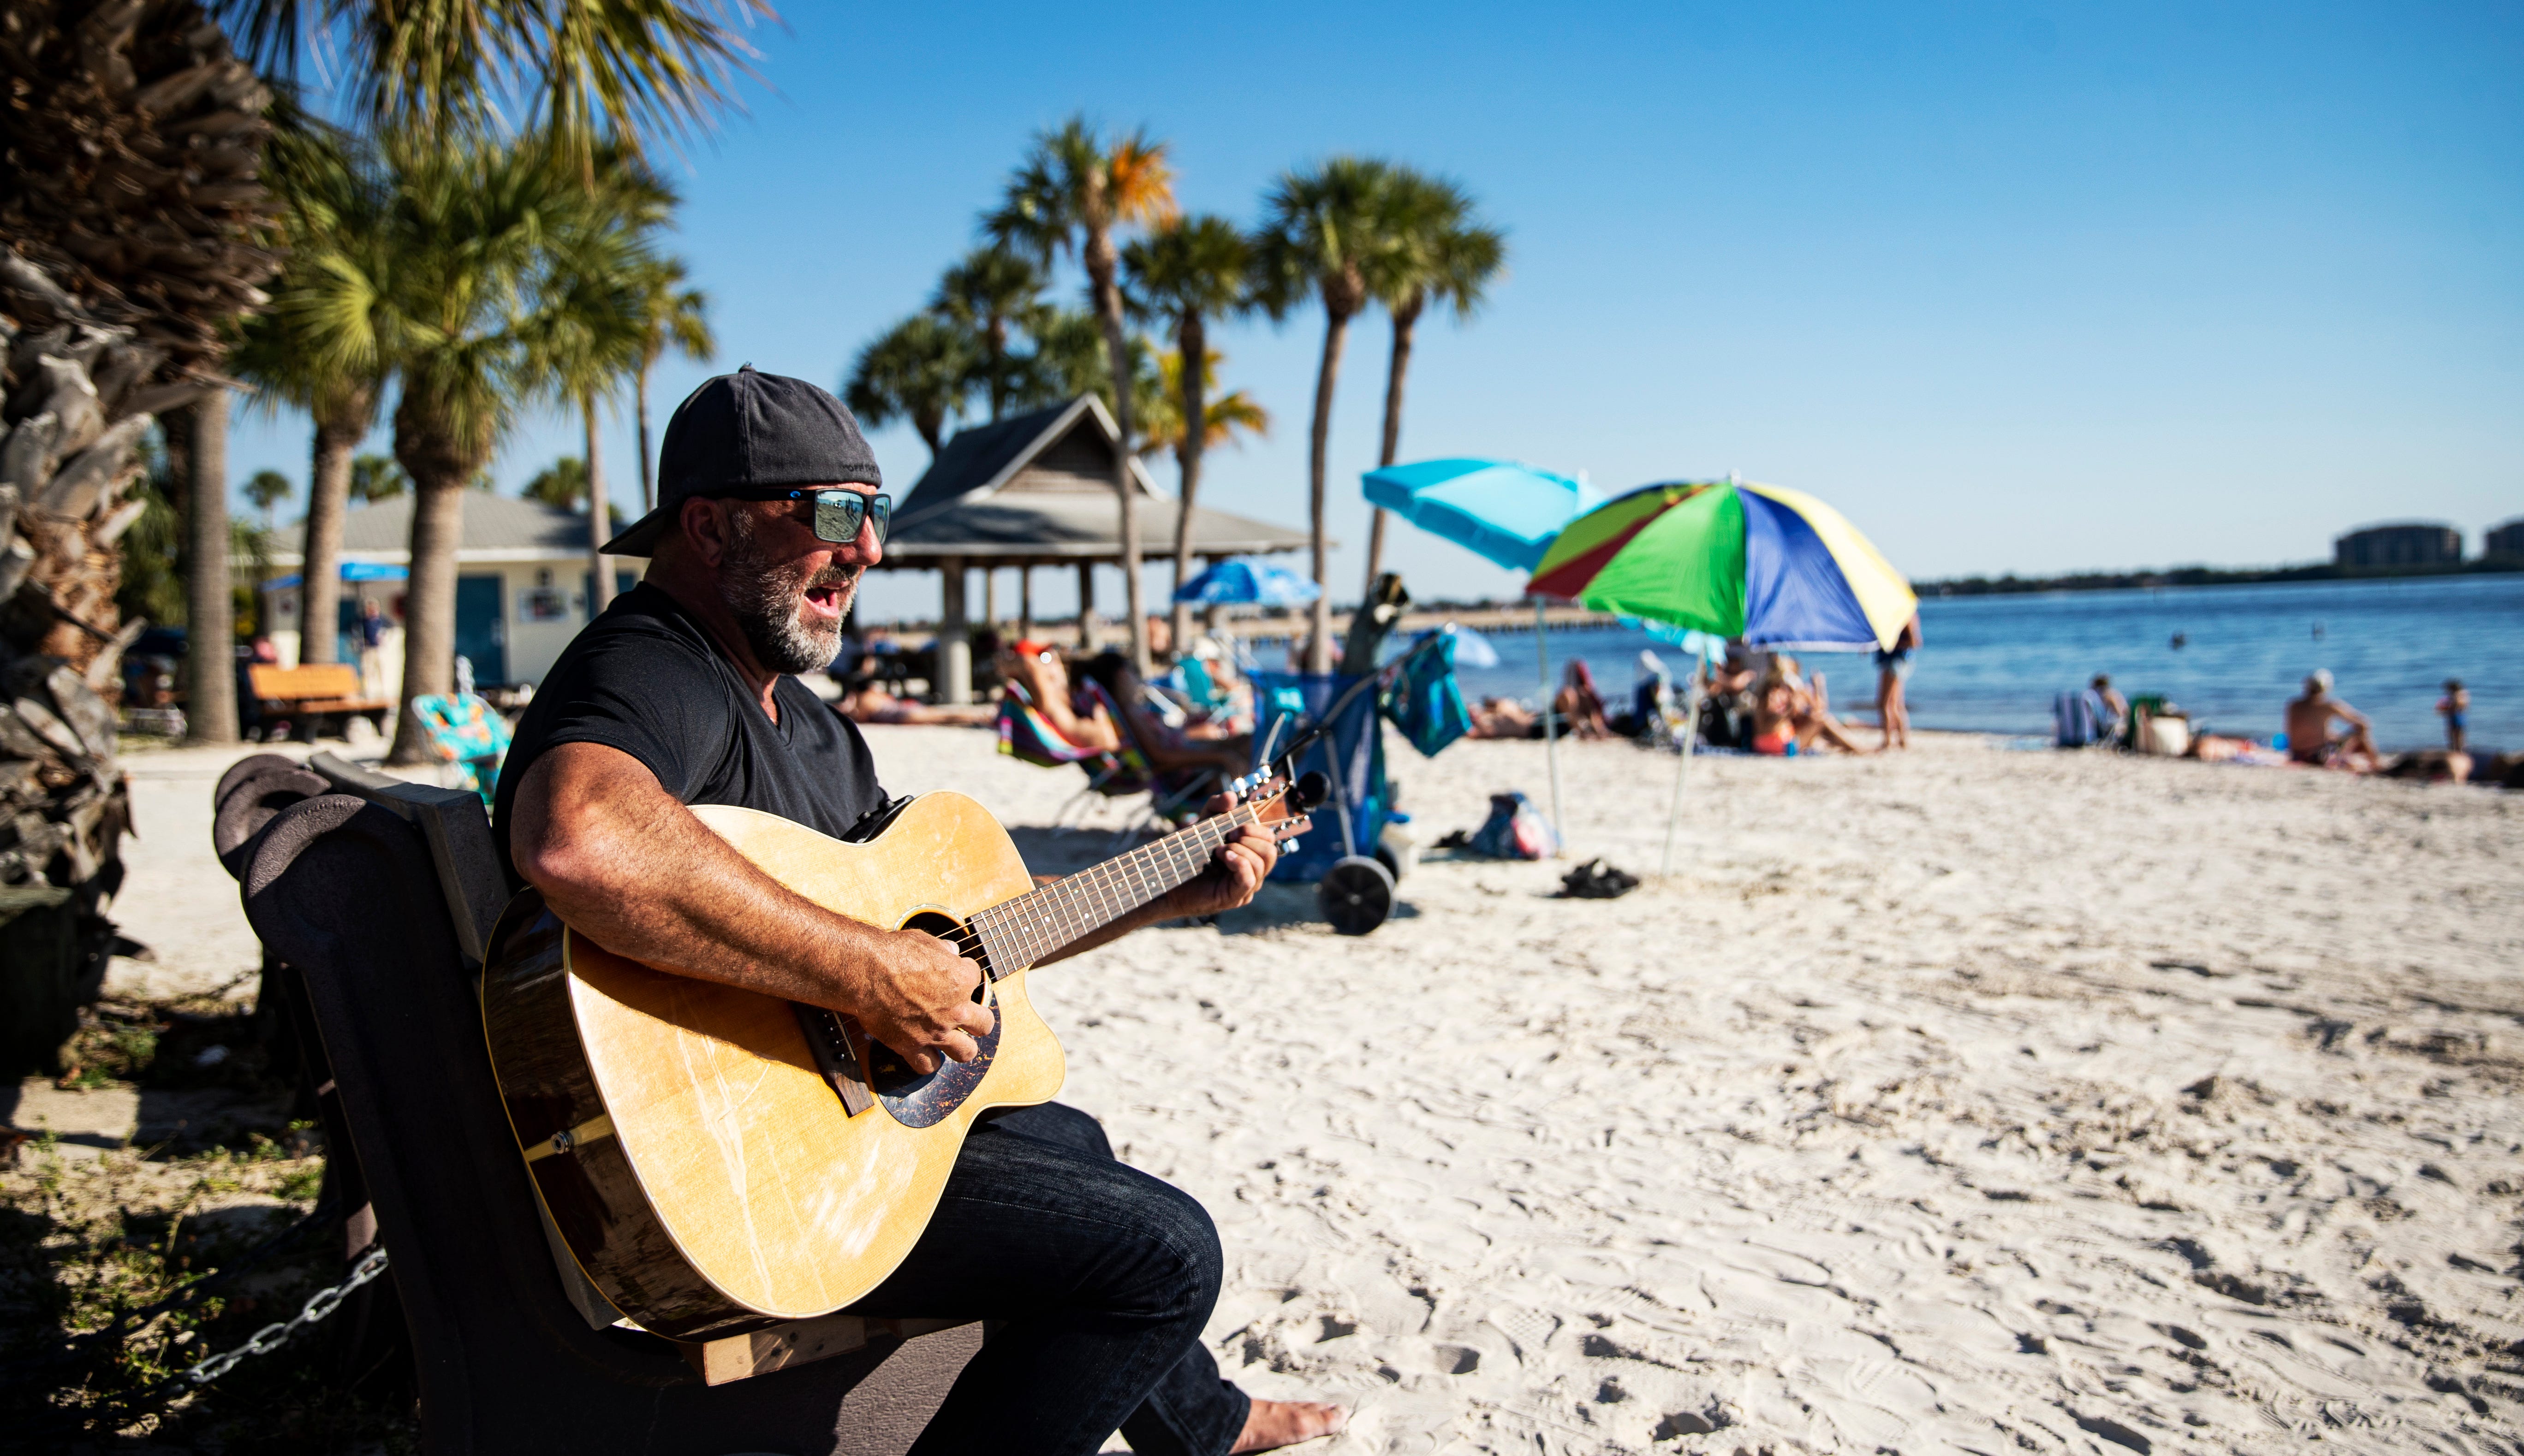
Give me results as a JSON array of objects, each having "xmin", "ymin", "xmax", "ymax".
[{"xmin": 247, "ymin": 663, "xmax": 393, "ymax": 736}]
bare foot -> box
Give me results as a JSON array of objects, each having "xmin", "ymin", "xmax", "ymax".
[{"xmin": 1231, "ymin": 1398, "xmax": 1348, "ymax": 1453}]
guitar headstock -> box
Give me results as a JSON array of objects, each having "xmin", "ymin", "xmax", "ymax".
[{"xmin": 1229, "ymin": 772, "xmax": 1325, "ymax": 844}]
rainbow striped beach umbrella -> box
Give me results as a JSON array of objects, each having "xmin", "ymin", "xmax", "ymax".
[{"xmin": 1529, "ymin": 478, "xmax": 1916, "ymax": 651}]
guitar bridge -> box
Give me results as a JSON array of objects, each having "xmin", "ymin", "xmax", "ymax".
[{"xmin": 791, "ymin": 1004, "xmax": 876, "ymax": 1117}]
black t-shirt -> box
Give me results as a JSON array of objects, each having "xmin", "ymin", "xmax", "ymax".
[{"xmin": 492, "ymin": 583, "xmax": 888, "ymax": 888}]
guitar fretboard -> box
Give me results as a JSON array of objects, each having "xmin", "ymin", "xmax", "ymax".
[{"xmin": 968, "ymin": 802, "xmax": 1266, "ymax": 972}]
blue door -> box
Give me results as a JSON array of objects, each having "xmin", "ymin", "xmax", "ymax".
[{"xmin": 454, "ymin": 574, "xmax": 508, "ymax": 685}]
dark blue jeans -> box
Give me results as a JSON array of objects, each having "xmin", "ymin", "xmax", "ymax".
[{"xmin": 844, "ymin": 1103, "xmax": 1251, "ymax": 1456}]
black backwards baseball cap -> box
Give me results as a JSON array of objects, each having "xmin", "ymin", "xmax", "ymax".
[{"xmin": 600, "ymin": 365, "xmax": 883, "ymax": 556}]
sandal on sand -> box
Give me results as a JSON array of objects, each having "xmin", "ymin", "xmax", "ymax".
[{"xmin": 1558, "ymin": 858, "xmax": 1638, "ymax": 899}]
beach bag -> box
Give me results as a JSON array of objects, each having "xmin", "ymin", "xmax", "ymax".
[
  {"xmin": 2131, "ymin": 707, "xmax": 2191, "ymax": 757},
  {"xmin": 1381, "ymin": 634, "xmax": 1472, "ymax": 759},
  {"xmin": 1468, "ymin": 791, "xmax": 1558, "ymax": 861}
]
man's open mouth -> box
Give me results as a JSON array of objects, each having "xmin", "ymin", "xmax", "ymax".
[{"xmin": 804, "ymin": 583, "xmax": 845, "ymax": 620}]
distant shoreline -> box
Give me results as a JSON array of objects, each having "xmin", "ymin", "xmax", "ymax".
[{"xmin": 1914, "ymin": 558, "xmax": 2521, "ymax": 597}]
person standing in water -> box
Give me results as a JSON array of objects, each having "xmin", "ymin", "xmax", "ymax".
[
  {"xmin": 1874, "ymin": 610, "xmax": 1921, "ymax": 750},
  {"xmin": 2439, "ymin": 679, "xmax": 2470, "ymax": 753}
]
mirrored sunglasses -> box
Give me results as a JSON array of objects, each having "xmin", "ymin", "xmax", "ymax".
[{"xmin": 769, "ymin": 488, "xmax": 890, "ymax": 545}]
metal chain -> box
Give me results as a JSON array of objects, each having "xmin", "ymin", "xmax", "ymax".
[{"xmin": 173, "ymin": 1244, "xmax": 391, "ymax": 1389}]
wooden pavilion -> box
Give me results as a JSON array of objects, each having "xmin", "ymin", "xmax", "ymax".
[{"xmin": 877, "ymin": 395, "xmax": 1310, "ymax": 701}]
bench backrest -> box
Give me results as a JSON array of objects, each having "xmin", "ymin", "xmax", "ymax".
[{"xmin": 250, "ymin": 663, "xmax": 363, "ymax": 701}]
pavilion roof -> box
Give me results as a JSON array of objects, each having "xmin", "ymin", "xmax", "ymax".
[{"xmin": 881, "ymin": 394, "xmax": 1311, "ymax": 566}]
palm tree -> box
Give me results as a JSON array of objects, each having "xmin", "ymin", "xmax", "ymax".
[
  {"xmin": 344, "ymin": 137, "xmax": 594, "ymax": 764},
  {"xmin": 1361, "ymin": 170, "xmax": 1507, "ymax": 595},
  {"xmin": 632, "ymin": 260, "xmax": 712, "ymax": 513},
  {"xmin": 845, "ymin": 316, "xmax": 976, "ymax": 456},
  {"xmin": 1136, "ymin": 350, "xmax": 1269, "ymax": 459},
  {"xmin": 524, "ymin": 457, "xmax": 592, "ymax": 509},
  {"xmin": 348, "ymin": 453, "xmax": 409, "ymax": 502},
  {"xmin": 232, "ymin": 118, "xmax": 396, "ymax": 665},
  {"xmin": 932, "ymin": 246, "xmax": 1045, "ymax": 422},
  {"xmin": 244, "ymin": 469, "xmax": 293, "ymax": 530},
  {"xmin": 1124, "ymin": 215, "xmax": 1256, "ymax": 650},
  {"xmin": 1255, "ymin": 156, "xmax": 1393, "ymax": 672},
  {"xmin": 221, "ymin": 0, "xmax": 774, "ymax": 168},
  {"xmin": 988, "ymin": 117, "xmax": 1178, "ymax": 675},
  {"xmin": 526, "ymin": 159, "xmax": 673, "ymax": 619}
]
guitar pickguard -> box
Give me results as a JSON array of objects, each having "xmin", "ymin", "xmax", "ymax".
[{"xmin": 841, "ymin": 908, "xmax": 1002, "ymax": 1130}]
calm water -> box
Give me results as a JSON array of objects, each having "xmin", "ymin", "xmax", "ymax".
[{"xmin": 1442, "ymin": 575, "xmax": 2524, "ymax": 752}]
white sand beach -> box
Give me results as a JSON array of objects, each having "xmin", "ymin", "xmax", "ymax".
[{"xmin": 115, "ymin": 729, "xmax": 2524, "ymax": 1453}]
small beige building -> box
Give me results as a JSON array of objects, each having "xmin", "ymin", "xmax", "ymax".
[{"xmin": 260, "ymin": 494, "xmax": 627, "ymax": 688}]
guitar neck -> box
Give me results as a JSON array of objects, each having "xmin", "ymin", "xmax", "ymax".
[{"xmin": 969, "ymin": 802, "xmax": 1263, "ymax": 972}]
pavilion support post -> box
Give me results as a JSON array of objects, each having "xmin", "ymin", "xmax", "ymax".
[
  {"xmin": 983, "ymin": 569, "xmax": 998, "ymax": 632},
  {"xmin": 938, "ymin": 557, "xmax": 971, "ymax": 706},
  {"xmin": 1018, "ymin": 568, "xmax": 1034, "ymax": 642},
  {"xmin": 1076, "ymin": 563, "xmax": 1096, "ymax": 651}
]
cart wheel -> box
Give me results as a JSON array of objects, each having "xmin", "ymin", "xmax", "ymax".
[{"xmin": 1318, "ymin": 855, "xmax": 1396, "ymax": 936}]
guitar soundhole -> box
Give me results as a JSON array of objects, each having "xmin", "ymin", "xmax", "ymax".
[{"xmin": 862, "ymin": 912, "xmax": 1000, "ymax": 1129}]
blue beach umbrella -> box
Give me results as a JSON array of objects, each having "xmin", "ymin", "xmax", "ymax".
[
  {"xmin": 1174, "ymin": 556, "xmax": 1322, "ymax": 606},
  {"xmin": 1362, "ymin": 458, "xmax": 1605, "ymax": 843}
]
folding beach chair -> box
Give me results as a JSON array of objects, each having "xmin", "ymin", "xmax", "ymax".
[{"xmin": 996, "ymin": 679, "xmax": 1150, "ymax": 822}]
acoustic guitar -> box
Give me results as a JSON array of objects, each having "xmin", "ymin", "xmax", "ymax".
[{"xmin": 479, "ymin": 777, "xmax": 1318, "ymax": 1341}]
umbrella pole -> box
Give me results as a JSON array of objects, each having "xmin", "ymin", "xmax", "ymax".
[
  {"xmin": 1660, "ymin": 680, "xmax": 1702, "ymax": 878},
  {"xmin": 1535, "ymin": 597, "xmax": 1565, "ymax": 855}
]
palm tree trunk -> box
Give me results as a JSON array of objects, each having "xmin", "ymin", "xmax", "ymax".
[
  {"xmin": 1364, "ymin": 293, "xmax": 1423, "ymax": 599},
  {"xmin": 387, "ymin": 471, "xmax": 466, "ymax": 765},
  {"xmin": 1169, "ymin": 309, "xmax": 1207, "ymax": 656},
  {"xmin": 636, "ymin": 361, "xmax": 658, "ymax": 513},
  {"xmin": 1305, "ymin": 307, "xmax": 1351, "ymax": 675},
  {"xmin": 184, "ymin": 390, "xmax": 237, "ymax": 745},
  {"xmin": 987, "ymin": 315, "xmax": 1008, "ymax": 422},
  {"xmin": 1086, "ymin": 234, "xmax": 1149, "ymax": 677},
  {"xmin": 298, "ymin": 404, "xmax": 363, "ymax": 666},
  {"xmin": 585, "ymin": 395, "xmax": 614, "ymax": 616}
]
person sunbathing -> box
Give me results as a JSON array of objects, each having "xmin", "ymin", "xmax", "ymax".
[
  {"xmin": 839, "ymin": 683, "xmax": 996, "ymax": 727},
  {"xmin": 1554, "ymin": 660, "xmax": 1613, "ymax": 739},
  {"xmin": 1467, "ymin": 696, "xmax": 1538, "ymax": 739},
  {"xmin": 2285, "ymin": 670, "xmax": 2383, "ymax": 772}
]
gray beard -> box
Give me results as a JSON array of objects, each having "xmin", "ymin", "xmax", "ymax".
[{"xmin": 719, "ymin": 511, "xmax": 856, "ymax": 676}]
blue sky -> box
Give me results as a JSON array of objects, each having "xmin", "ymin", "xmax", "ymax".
[{"xmin": 227, "ymin": 0, "xmax": 2524, "ymax": 624}]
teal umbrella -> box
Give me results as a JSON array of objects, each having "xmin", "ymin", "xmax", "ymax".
[{"xmin": 1361, "ymin": 458, "xmax": 1603, "ymax": 843}]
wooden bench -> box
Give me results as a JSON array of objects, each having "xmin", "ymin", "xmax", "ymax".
[{"xmin": 248, "ymin": 663, "xmax": 393, "ymax": 733}]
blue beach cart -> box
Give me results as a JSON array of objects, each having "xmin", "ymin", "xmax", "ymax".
[{"xmin": 1247, "ymin": 629, "xmax": 1474, "ymax": 935}]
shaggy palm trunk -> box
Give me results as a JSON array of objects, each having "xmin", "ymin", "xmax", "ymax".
[
  {"xmin": 1086, "ymin": 231, "xmax": 1149, "ymax": 677},
  {"xmin": 0, "ymin": 0, "xmax": 272, "ymax": 1071},
  {"xmin": 298, "ymin": 404, "xmax": 365, "ymax": 665},
  {"xmin": 184, "ymin": 392, "xmax": 236, "ymax": 744},
  {"xmin": 1169, "ymin": 309, "xmax": 1208, "ymax": 655},
  {"xmin": 1305, "ymin": 306, "xmax": 1353, "ymax": 675},
  {"xmin": 585, "ymin": 396, "xmax": 613, "ymax": 616},
  {"xmin": 1364, "ymin": 292, "xmax": 1423, "ymax": 598}
]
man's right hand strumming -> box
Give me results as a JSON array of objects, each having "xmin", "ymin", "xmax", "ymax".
[
  {"xmin": 512, "ymin": 741, "xmax": 996, "ymax": 1076},
  {"xmin": 839, "ymin": 927, "xmax": 996, "ymax": 1074}
]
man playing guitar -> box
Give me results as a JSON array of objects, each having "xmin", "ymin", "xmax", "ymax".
[{"xmin": 495, "ymin": 368, "xmax": 1345, "ymax": 1455}]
